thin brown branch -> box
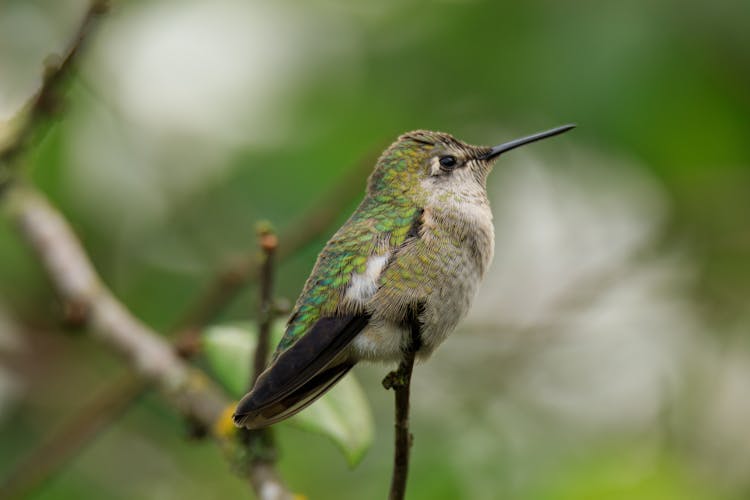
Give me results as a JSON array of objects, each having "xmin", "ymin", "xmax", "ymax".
[
  {"xmin": 385, "ymin": 354, "xmax": 416, "ymax": 500},
  {"xmin": 382, "ymin": 313, "xmax": 421, "ymax": 500},
  {"xmin": 252, "ymin": 223, "xmax": 278, "ymax": 385},
  {"xmin": 0, "ymin": 1, "xmax": 108, "ymax": 167},
  {"xmin": 238, "ymin": 222, "xmax": 281, "ymax": 479},
  {"xmin": 1, "ymin": 184, "xmax": 293, "ymax": 500}
]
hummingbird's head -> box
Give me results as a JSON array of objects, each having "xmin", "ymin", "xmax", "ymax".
[{"xmin": 368, "ymin": 125, "xmax": 575, "ymax": 201}]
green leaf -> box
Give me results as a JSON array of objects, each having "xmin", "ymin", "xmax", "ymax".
[
  {"xmin": 202, "ymin": 321, "xmax": 374, "ymax": 466},
  {"xmin": 202, "ymin": 321, "xmax": 285, "ymax": 398},
  {"xmin": 287, "ymin": 369, "xmax": 374, "ymax": 466}
]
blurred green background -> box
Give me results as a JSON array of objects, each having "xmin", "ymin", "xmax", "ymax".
[{"xmin": 1, "ymin": 0, "xmax": 749, "ymax": 498}]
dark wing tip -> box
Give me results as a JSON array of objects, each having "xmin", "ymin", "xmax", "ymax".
[
  {"xmin": 232, "ymin": 410, "xmax": 262, "ymax": 429},
  {"xmin": 232, "ymin": 404, "xmax": 251, "ymax": 427},
  {"xmin": 232, "ymin": 361, "xmax": 355, "ymax": 430},
  {"xmin": 232, "ymin": 412, "xmax": 248, "ymax": 428},
  {"xmin": 230, "ymin": 368, "xmax": 272, "ymax": 428},
  {"xmin": 232, "ymin": 384, "xmax": 270, "ymax": 429}
]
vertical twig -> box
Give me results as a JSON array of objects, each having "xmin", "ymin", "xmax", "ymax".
[
  {"xmin": 237, "ymin": 223, "xmax": 284, "ymax": 492},
  {"xmin": 386, "ymin": 353, "xmax": 416, "ymax": 500},
  {"xmin": 382, "ymin": 312, "xmax": 421, "ymax": 500},
  {"xmin": 252, "ymin": 222, "xmax": 278, "ymax": 385}
]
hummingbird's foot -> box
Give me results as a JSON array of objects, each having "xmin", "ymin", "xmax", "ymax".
[
  {"xmin": 383, "ymin": 308, "xmax": 423, "ymax": 391},
  {"xmin": 382, "ymin": 365, "xmax": 410, "ymax": 390}
]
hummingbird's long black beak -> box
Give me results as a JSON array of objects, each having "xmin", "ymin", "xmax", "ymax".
[{"xmin": 479, "ymin": 124, "xmax": 576, "ymax": 161}]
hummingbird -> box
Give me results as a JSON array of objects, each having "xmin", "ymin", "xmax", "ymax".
[{"xmin": 233, "ymin": 124, "xmax": 575, "ymax": 429}]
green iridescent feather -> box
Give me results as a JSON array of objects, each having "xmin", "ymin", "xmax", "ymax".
[{"xmin": 275, "ymin": 141, "xmax": 431, "ymax": 354}]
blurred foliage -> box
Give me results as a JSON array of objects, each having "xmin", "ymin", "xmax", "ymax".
[{"xmin": 1, "ymin": 0, "xmax": 749, "ymax": 499}]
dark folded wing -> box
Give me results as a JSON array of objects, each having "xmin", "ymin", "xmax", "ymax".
[{"xmin": 233, "ymin": 314, "xmax": 370, "ymax": 429}]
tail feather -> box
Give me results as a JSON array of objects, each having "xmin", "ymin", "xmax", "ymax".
[
  {"xmin": 233, "ymin": 362, "xmax": 354, "ymax": 429},
  {"xmin": 233, "ymin": 314, "xmax": 369, "ymax": 429}
]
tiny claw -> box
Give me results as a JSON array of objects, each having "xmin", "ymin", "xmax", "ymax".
[{"xmin": 382, "ymin": 370, "xmax": 408, "ymax": 390}]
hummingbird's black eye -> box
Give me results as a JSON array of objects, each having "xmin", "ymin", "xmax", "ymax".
[{"xmin": 439, "ymin": 155, "xmax": 458, "ymax": 171}]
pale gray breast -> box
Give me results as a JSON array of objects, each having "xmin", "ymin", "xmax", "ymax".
[{"xmin": 417, "ymin": 199, "xmax": 494, "ymax": 354}]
